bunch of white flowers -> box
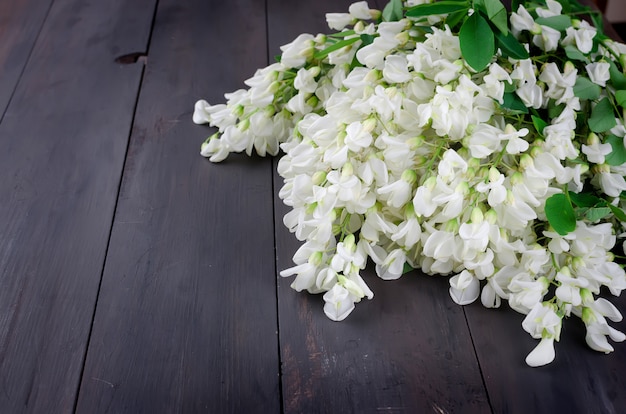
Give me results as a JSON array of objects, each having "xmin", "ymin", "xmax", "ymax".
[{"xmin": 193, "ymin": 0, "xmax": 626, "ymax": 366}]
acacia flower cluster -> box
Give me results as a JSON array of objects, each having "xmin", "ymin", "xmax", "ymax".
[{"xmin": 193, "ymin": 0, "xmax": 626, "ymax": 366}]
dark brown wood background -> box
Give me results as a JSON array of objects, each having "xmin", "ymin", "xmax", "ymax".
[{"xmin": 0, "ymin": 0, "xmax": 624, "ymax": 412}]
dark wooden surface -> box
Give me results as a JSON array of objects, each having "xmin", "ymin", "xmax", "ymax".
[{"xmin": 0, "ymin": 0, "xmax": 624, "ymax": 413}]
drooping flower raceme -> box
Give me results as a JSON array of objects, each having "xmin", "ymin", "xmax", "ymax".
[{"xmin": 193, "ymin": 0, "xmax": 626, "ymax": 367}]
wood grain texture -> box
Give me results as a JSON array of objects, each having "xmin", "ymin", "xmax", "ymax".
[
  {"xmin": 0, "ymin": 0, "xmax": 156, "ymax": 412},
  {"xmin": 0, "ymin": 0, "xmax": 54, "ymax": 117},
  {"xmin": 269, "ymin": 1, "xmax": 490, "ymax": 412},
  {"xmin": 75, "ymin": 0, "xmax": 281, "ymax": 412},
  {"xmin": 465, "ymin": 293, "xmax": 626, "ymax": 413}
]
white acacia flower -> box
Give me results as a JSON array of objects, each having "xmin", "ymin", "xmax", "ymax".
[
  {"xmin": 563, "ymin": 20, "xmax": 597, "ymax": 54},
  {"xmin": 449, "ymin": 270, "xmax": 480, "ymax": 305},
  {"xmin": 323, "ymin": 284, "xmax": 356, "ymax": 321},
  {"xmin": 510, "ymin": 5, "xmax": 536, "ymax": 34},
  {"xmin": 326, "ymin": 13, "xmax": 354, "ymax": 31},
  {"xmin": 375, "ymin": 248, "xmax": 406, "ymax": 280},
  {"xmin": 280, "ymin": 34, "xmax": 315, "ymax": 68},
  {"xmin": 533, "ymin": 25, "xmax": 561, "ymax": 52},
  {"xmin": 195, "ymin": 0, "xmax": 626, "ymax": 364},
  {"xmin": 294, "ymin": 67, "xmax": 319, "ymax": 93},
  {"xmin": 525, "ymin": 337, "xmax": 556, "ymax": 367},
  {"xmin": 586, "ymin": 61, "xmax": 611, "ymax": 87},
  {"xmin": 383, "ymin": 54, "xmax": 412, "ymax": 84},
  {"xmin": 581, "ymin": 138, "xmax": 612, "ymax": 164},
  {"xmin": 523, "ymin": 302, "xmax": 562, "ymax": 339},
  {"xmin": 348, "ymin": 1, "xmax": 374, "ymax": 20},
  {"xmin": 536, "ymin": 0, "xmax": 562, "ymax": 18}
]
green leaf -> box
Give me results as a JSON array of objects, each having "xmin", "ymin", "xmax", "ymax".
[
  {"xmin": 459, "ymin": 12, "xmax": 495, "ymax": 72},
  {"xmin": 564, "ymin": 45, "xmax": 588, "ymax": 62},
  {"xmin": 569, "ymin": 191, "xmax": 602, "ymax": 208},
  {"xmin": 476, "ymin": 0, "xmax": 508, "ymax": 34},
  {"xmin": 548, "ymin": 101, "xmax": 565, "ymax": 119},
  {"xmin": 383, "ymin": 0, "xmax": 404, "ymax": 22},
  {"xmin": 609, "ymin": 60, "xmax": 626, "ymax": 90},
  {"xmin": 502, "ymin": 92, "xmax": 529, "ymax": 113},
  {"xmin": 545, "ymin": 193, "xmax": 576, "ymax": 235},
  {"xmin": 605, "ymin": 134, "xmax": 626, "ymax": 166},
  {"xmin": 573, "ymin": 77, "xmax": 601, "ymax": 100},
  {"xmin": 406, "ymin": 1, "xmax": 469, "ymax": 18},
  {"xmin": 403, "ymin": 262, "xmax": 414, "ymax": 274},
  {"xmin": 585, "ymin": 207, "xmax": 612, "ymax": 222},
  {"xmin": 532, "ymin": 115, "xmax": 547, "ymax": 135},
  {"xmin": 609, "ymin": 203, "xmax": 626, "ymax": 222},
  {"xmin": 328, "ymin": 30, "xmax": 356, "ymax": 38},
  {"xmin": 588, "ymin": 97, "xmax": 617, "ymax": 133},
  {"xmin": 535, "ymin": 15, "xmax": 572, "ymax": 32},
  {"xmin": 446, "ymin": 9, "xmax": 467, "ymax": 29},
  {"xmin": 495, "ymin": 31, "xmax": 529, "ymax": 60},
  {"xmin": 314, "ymin": 36, "xmax": 361, "ymax": 60},
  {"xmin": 616, "ymin": 90, "xmax": 626, "ymax": 108}
]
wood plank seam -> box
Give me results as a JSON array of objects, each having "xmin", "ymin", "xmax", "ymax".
[
  {"xmin": 0, "ymin": 0, "xmax": 55, "ymax": 125},
  {"xmin": 72, "ymin": 1, "xmax": 161, "ymax": 411}
]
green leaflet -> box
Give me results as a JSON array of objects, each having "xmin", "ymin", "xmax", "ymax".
[
  {"xmin": 502, "ymin": 92, "xmax": 529, "ymax": 113},
  {"xmin": 609, "ymin": 60, "xmax": 626, "ymax": 90},
  {"xmin": 564, "ymin": 45, "xmax": 588, "ymax": 62},
  {"xmin": 459, "ymin": 12, "xmax": 494, "ymax": 72},
  {"xmin": 495, "ymin": 31, "xmax": 528, "ymax": 60},
  {"xmin": 314, "ymin": 36, "xmax": 361, "ymax": 60},
  {"xmin": 569, "ymin": 191, "xmax": 602, "ymax": 208},
  {"xmin": 573, "ymin": 77, "xmax": 601, "ymax": 100},
  {"xmin": 545, "ymin": 193, "xmax": 576, "ymax": 235},
  {"xmin": 609, "ymin": 204, "xmax": 626, "ymax": 222},
  {"xmin": 605, "ymin": 134, "xmax": 626, "ymax": 166},
  {"xmin": 382, "ymin": 0, "xmax": 403, "ymax": 22},
  {"xmin": 535, "ymin": 15, "xmax": 572, "ymax": 32},
  {"xmin": 615, "ymin": 90, "xmax": 626, "ymax": 108},
  {"xmin": 588, "ymin": 97, "xmax": 617, "ymax": 133},
  {"xmin": 531, "ymin": 115, "xmax": 547, "ymax": 135},
  {"xmin": 405, "ymin": 0, "xmax": 469, "ymax": 18},
  {"xmin": 475, "ymin": 0, "xmax": 508, "ymax": 35},
  {"xmin": 584, "ymin": 206, "xmax": 612, "ymax": 222}
]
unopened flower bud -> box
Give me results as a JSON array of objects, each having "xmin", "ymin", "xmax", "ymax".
[
  {"xmin": 580, "ymin": 288, "xmax": 594, "ymax": 305},
  {"xmin": 587, "ymin": 132, "xmax": 600, "ymax": 146},
  {"xmin": 408, "ymin": 135, "xmax": 425, "ymax": 150},
  {"xmin": 309, "ymin": 251, "xmax": 323, "ymax": 266},
  {"xmin": 401, "ymin": 169, "xmax": 418, "ymax": 184},
  {"xmin": 395, "ymin": 31, "xmax": 409, "ymax": 45},
  {"xmin": 485, "ymin": 208, "xmax": 498, "ymax": 224},
  {"xmin": 510, "ymin": 171, "xmax": 524, "ymax": 185},
  {"xmin": 343, "ymin": 233, "xmax": 356, "ymax": 251},
  {"xmin": 581, "ymin": 307, "xmax": 596, "ymax": 324},
  {"xmin": 470, "ymin": 207, "xmax": 484, "ymax": 224},
  {"xmin": 342, "ymin": 162, "xmax": 354, "ymax": 177},
  {"xmin": 365, "ymin": 69, "xmax": 381, "ymax": 83},
  {"xmin": 306, "ymin": 95, "xmax": 319, "ymax": 108},
  {"xmin": 305, "ymin": 202, "xmax": 318, "ymax": 215},
  {"xmin": 363, "ymin": 117, "xmax": 377, "ymax": 132},
  {"xmin": 238, "ymin": 118, "xmax": 250, "ymax": 131},
  {"xmin": 312, "ymin": 170, "xmax": 327, "ymax": 185},
  {"xmin": 444, "ymin": 218, "xmax": 459, "ymax": 232}
]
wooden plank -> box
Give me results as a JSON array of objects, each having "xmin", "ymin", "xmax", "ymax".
[
  {"xmin": 74, "ymin": 0, "xmax": 281, "ymax": 412},
  {"xmin": 268, "ymin": 1, "xmax": 491, "ymax": 412},
  {"xmin": 0, "ymin": 0, "xmax": 156, "ymax": 412},
  {"xmin": 465, "ymin": 292, "xmax": 626, "ymax": 413},
  {"xmin": 0, "ymin": 0, "xmax": 54, "ymax": 117},
  {"xmin": 464, "ymin": 1, "xmax": 626, "ymax": 412}
]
